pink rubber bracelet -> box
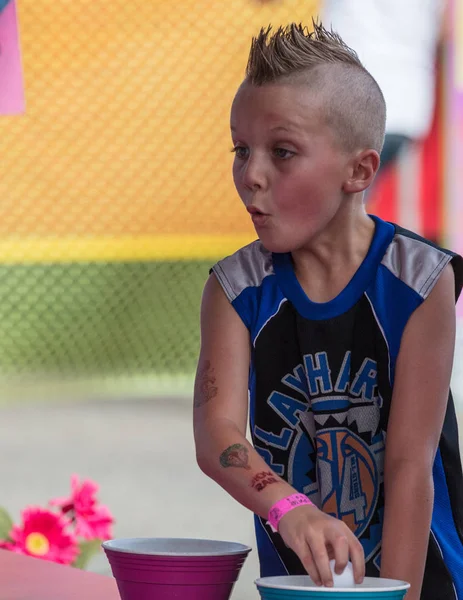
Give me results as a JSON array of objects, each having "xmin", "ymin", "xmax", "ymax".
[{"xmin": 267, "ymin": 493, "xmax": 314, "ymax": 532}]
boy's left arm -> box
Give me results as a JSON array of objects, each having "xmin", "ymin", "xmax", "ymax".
[{"xmin": 381, "ymin": 263, "xmax": 456, "ymax": 599}]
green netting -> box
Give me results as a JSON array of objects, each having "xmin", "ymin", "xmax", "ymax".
[{"xmin": 0, "ymin": 261, "xmax": 209, "ymax": 376}]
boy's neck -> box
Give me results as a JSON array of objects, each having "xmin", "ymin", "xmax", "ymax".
[{"xmin": 291, "ymin": 201, "xmax": 375, "ymax": 304}]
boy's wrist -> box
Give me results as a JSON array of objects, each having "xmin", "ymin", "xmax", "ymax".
[{"xmin": 267, "ymin": 493, "xmax": 315, "ymax": 532}]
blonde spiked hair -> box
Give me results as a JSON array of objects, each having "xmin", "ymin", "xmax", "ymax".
[{"xmin": 245, "ymin": 22, "xmax": 386, "ymax": 153}]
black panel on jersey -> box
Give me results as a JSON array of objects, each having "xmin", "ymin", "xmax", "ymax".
[
  {"xmin": 422, "ymin": 534, "xmax": 457, "ymax": 600},
  {"xmin": 439, "ymin": 391, "xmax": 463, "ymax": 545},
  {"xmin": 253, "ymin": 296, "xmax": 393, "ymax": 426},
  {"xmin": 252, "ymin": 296, "xmax": 392, "ymax": 575}
]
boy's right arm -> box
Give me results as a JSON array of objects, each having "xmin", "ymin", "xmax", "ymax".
[{"xmin": 193, "ymin": 274, "xmax": 365, "ymax": 587}]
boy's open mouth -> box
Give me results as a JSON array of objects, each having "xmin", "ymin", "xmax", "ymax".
[
  {"xmin": 247, "ymin": 206, "xmax": 267, "ymax": 216},
  {"xmin": 247, "ymin": 206, "xmax": 269, "ymax": 226}
]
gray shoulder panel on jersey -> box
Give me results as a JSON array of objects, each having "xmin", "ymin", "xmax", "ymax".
[
  {"xmin": 381, "ymin": 233, "xmax": 452, "ymax": 299},
  {"xmin": 211, "ymin": 241, "xmax": 274, "ymax": 302}
]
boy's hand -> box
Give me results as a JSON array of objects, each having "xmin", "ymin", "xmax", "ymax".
[{"xmin": 278, "ymin": 505, "xmax": 365, "ymax": 587}]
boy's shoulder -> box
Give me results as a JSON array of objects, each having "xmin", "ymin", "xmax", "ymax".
[
  {"xmin": 211, "ymin": 239, "xmax": 274, "ymax": 303},
  {"xmin": 383, "ymin": 223, "xmax": 463, "ymax": 301}
]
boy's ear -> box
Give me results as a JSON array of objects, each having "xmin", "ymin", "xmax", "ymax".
[{"xmin": 343, "ymin": 149, "xmax": 381, "ymax": 194}]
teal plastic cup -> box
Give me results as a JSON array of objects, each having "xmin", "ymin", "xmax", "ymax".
[{"xmin": 255, "ymin": 575, "xmax": 410, "ymax": 600}]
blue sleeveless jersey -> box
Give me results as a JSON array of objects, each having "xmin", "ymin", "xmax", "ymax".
[{"xmin": 212, "ymin": 215, "xmax": 463, "ymax": 600}]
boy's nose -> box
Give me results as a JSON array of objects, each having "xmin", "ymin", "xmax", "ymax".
[{"xmin": 242, "ymin": 157, "xmax": 267, "ymax": 191}]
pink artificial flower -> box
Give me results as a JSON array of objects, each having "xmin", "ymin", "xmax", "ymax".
[
  {"xmin": 51, "ymin": 475, "xmax": 114, "ymax": 540},
  {"xmin": 4, "ymin": 507, "xmax": 79, "ymax": 565},
  {"xmin": 73, "ymin": 504, "xmax": 113, "ymax": 540}
]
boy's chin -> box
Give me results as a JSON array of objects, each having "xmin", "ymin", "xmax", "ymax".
[{"xmin": 258, "ymin": 236, "xmax": 297, "ymax": 254}]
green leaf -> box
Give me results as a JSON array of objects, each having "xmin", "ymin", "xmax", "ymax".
[
  {"xmin": 73, "ymin": 539, "xmax": 103, "ymax": 570},
  {"xmin": 0, "ymin": 507, "xmax": 13, "ymax": 540}
]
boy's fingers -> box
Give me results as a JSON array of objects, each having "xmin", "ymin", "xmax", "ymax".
[
  {"xmin": 349, "ymin": 538, "xmax": 365, "ymax": 584},
  {"xmin": 309, "ymin": 537, "xmax": 333, "ymax": 587},
  {"xmin": 331, "ymin": 534, "xmax": 349, "ymax": 574},
  {"xmin": 298, "ymin": 545, "xmax": 322, "ymax": 586}
]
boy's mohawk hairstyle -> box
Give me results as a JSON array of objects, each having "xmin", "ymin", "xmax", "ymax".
[{"xmin": 246, "ymin": 22, "xmax": 363, "ymax": 84}]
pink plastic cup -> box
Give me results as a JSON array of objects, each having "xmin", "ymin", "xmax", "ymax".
[{"xmin": 102, "ymin": 537, "xmax": 252, "ymax": 600}]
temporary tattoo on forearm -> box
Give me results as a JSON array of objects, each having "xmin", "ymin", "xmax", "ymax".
[
  {"xmin": 251, "ymin": 471, "xmax": 278, "ymax": 492},
  {"xmin": 193, "ymin": 360, "xmax": 218, "ymax": 408},
  {"xmin": 219, "ymin": 444, "xmax": 251, "ymax": 470}
]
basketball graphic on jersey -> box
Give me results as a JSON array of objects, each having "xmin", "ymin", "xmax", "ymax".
[{"xmin": 317, "ymin": 428, "xmax": 379, "ymax": 537}]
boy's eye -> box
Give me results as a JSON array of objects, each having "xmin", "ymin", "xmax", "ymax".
[
  {"xmin": 231, "ymin": 146, "xmax": 249, "ymax": 159},
  {"xmin": 273, "ymin": 147, "xmax": 295, "ymax": 159}
]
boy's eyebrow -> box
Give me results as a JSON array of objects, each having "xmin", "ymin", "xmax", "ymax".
[
  {"xmin": 230, "ymin": 124, "xmax": 301, "ymax": 134},
  {"xmin": 270, "ymin": 122, "xmax": 305, "ymax": 133},
  {"xmin": 270, "ymin": 126, "xmax": 292, "ymax": 133}
]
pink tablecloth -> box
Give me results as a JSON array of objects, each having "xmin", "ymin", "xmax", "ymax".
[{"xmin": 0, "ymin": 549, "xmax": 119, "ymax": 600}]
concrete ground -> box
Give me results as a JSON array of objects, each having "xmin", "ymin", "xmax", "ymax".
[{"xmin": 0, "ymin": 331, "xmax": 462, "ymax": 599}]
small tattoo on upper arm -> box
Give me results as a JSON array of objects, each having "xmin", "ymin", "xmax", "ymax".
[
  {"xmin": 219, "ymin": 444, "xmax": 251, "ymax": 470},
  {"xmin": 251, "ymin": 471, "xmax": 278, "ymax": 492},
  {"xmin": 194, "ymin": 360, "xmax": 218, "ymax": 408}
]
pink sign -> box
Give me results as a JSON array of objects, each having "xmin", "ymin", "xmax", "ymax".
[
  {"xmin": 445, "ymin": 0, "xmax": 463, "ymax": 315},
  {"xmin": 0, "ymin": 0, "xmax": 25, "ymax": 115}
]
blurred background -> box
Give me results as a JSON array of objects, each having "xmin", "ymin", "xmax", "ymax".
[{"xmin": 0, "ymin": 0, "xmax": 462, "ymax": 598}]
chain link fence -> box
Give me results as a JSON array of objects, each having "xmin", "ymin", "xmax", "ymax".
[{"xmin": 0, "ymin": 0, "xmax": 319, "ymax": 398}]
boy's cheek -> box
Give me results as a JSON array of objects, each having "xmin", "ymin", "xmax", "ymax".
[{"xmin": 232, "ymin": 171, "xmax": 245, "ymax": 197}]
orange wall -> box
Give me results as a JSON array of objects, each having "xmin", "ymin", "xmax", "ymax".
[{"xmin": 0, "ymin": 0, "xmax": 319, "ymax": 260}]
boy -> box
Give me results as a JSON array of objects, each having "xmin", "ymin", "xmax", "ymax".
[{"xmin": 193, "ymin": 23, "xmax": 463, "ymax": 600}]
